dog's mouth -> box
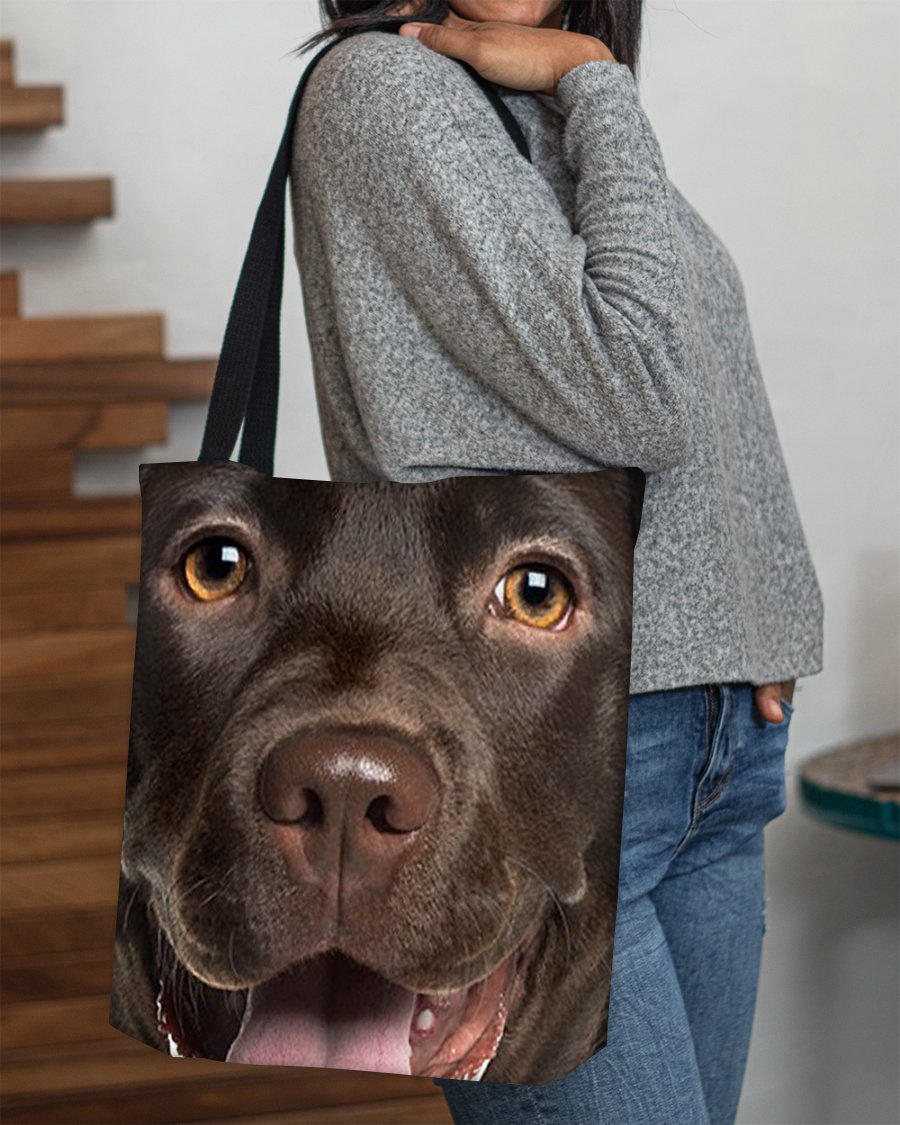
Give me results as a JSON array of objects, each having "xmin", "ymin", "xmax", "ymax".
[{"xmin": 156, "ymin": 925, "xmax": 543, "ymax": 1080}]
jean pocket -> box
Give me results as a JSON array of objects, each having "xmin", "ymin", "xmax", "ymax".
[{"xmin": 779, "ymin": 697, "xmax": 794, "ymax": 721}]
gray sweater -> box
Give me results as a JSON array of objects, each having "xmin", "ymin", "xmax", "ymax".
[{"xmin": 288, "ymin": 30, "xmax": 824, "ymax": 694}]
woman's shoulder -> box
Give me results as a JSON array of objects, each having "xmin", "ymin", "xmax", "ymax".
[
  {"xmin": 296, "ymin": 28, "xmax": 488, "ymax": 160},
  {"xmin": 302, "ymin": 30, "xmax": 462, "ymax": 124}
]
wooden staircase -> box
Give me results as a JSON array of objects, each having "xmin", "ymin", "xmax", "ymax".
[
  {"xmin": 0, "ymin": 38, "xmax": 453, "ymax": 1125},
  {"xmin": 0, "ymin": 39, "xmax": 111, "ymax": 225},
  {"xmin": 0, "ymin": 39, "xmax": 61, "ymax": 131}
]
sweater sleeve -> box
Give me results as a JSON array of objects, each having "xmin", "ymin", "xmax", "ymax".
[{"xmin": 293, "ymin": 33, "xmax": 695, "ymax": 473}]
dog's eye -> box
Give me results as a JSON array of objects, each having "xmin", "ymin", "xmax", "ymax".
[
  {"xmin": 492, "ymin": 564, "xmax": 574, "ymax": 631},
  {"xmin": 181, "ymin": 538, "xmax": 249, "ymax": 601}
]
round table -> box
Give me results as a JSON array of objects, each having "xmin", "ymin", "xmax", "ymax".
[{"xmin": 800, "ymin": 732, "xmax": 900, "ymax": 840}]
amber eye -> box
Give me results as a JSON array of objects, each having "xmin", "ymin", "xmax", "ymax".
[
  {"xmin": 492, "ymin": 564, "xmax": 575, "ymax": 630},
  {"xmin": 181, "ymin": 538, "xmax": 250, "ymax": 602}
]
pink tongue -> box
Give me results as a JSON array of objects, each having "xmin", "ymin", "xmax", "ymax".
[{"xmin": 225, "ymin": 954, "xmax": 417, "ymax": 1074}]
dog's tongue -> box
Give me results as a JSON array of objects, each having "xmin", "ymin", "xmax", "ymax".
[{"xmin": 225, "ymin": 953, "xmax": 417, "ymax": 1074}]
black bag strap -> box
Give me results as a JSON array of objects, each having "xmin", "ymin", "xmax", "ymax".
[{"xmin": 198, "ymin": 22, "xmax": 532, "ymax": 474}]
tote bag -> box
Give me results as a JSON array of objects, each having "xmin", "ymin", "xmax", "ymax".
[{"xmin": 109, "ymin": 26, "xmax": 645, "ymax": 1087}]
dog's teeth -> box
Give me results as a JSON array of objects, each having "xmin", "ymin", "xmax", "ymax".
[
  {"xmin": 414, "ymin": 1008, "xmax": 436, "ymax": 1035},
  {"xmin": 469, "ymin": 1057, "xmax": 492, "ymax": 1081}
]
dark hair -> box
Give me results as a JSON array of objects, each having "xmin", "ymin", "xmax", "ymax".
[{"xmin": 296, "ymin": 1, "xmax": 644, "ymax": 81}]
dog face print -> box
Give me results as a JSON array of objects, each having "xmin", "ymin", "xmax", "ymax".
[{"xmin": 111, "ymin": 460, "xmax": 643, "ymax": 1084}]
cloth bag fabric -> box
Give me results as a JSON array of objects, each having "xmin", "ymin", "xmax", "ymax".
[{"xmin": 108, "ymin": 26, "xmax": 645, "ymax": 1086}]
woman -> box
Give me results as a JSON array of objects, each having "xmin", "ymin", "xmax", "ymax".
[{"xmin": 290, "ymin": 2, "xmax": 824, "ymax": 1122}]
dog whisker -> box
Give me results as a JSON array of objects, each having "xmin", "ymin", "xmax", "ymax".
[
  {"xmin": 121, "ymin": 880, "xmax": 143, "ymax": 935},
  {"xmin": 173, "ymin": 871, "xmax": 215, "ymax": 903},
  {"xmin": 505, "ymin": 856, "xmax": 572, "ymax": 969},
  {"xmin": 228, "ymin": 929, "xmax": 238, "ymax": 982}
]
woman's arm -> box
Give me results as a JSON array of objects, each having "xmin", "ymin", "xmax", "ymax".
[
  {"xmin": 397, "ymin": 8, "xmax": 615, "ymax": 96},
  {"xmin": 294, "ymin": 32, "xmax": 696, "ymax": 472}
]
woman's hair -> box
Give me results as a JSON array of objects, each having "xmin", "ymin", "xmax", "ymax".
[{"xmin": 296, "ymin": 1, "xmax": 644, "ymax": 79}]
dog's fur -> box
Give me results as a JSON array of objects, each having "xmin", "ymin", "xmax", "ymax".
[{"xmin": 110, "ymin": 460, "xmax": 644, "ymax": 1084}]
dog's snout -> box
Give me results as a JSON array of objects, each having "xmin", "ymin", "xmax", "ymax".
[{"xmin": 258, "ymin": 727, "xmax": 439, "ymax": 893}]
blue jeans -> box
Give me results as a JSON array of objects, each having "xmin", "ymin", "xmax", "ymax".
[{"xmin": 434, "ymin": 681, "xmax": 792, "ymax": 1125}]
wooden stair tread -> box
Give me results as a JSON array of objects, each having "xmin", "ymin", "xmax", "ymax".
[
  {"xmin": 0, "ymin": 719, "xmax": 129, "ymax": 770},
  {"xmin": 1, "ymin": 809, "xmax": 123, "ymax": 863},
  {"xmin": 1, "ymin": 401, "xmax": 167, "ymax": 450},
  {"xmin": 201, "ymin": 1100, "xmax": 452, "ymax": 1125},
  {"xmin": 1, "ymin": 678, "xmax": 136, "ymax": 720},
  {"xmin": 1, "ymin": 495, "xmax": 143, "ymax": 541},
  {"xmin": 1, "ymin": 907, "xmax": 116, "ymax": 957},
  {"xmin": 0, "ymin": 178, "xmax": 113, "ymax": 224},
  {"xmin": 1, "ymin": 1037, "xmax": 271, "ymax": 1095},
  {"xmin": 0, "ymin": 1092, "xmax": 450, "ymax": 1125},
  {"xmin": 1, "ymin": 587, "xmax": 129, "ymax": 633},
  {"xmin": 2, "ymin": 534, "xmax": 141, "ymax": 591},
  {"xmin": 1, "ymin": 40, "xmax": 13, "ymax": 86},
  {"xmin": 1, "ymin": 313, "xmax": 163, "ymax": 364},
  {"xmin": 1, "ymin": 994, "xmax": 119, "ymax": 1050},
  {"xmin": 1, "ymin": 761, "xmax": 126, "ymax": 819},
  {"xmin": 1, "ymin": 946, "xmax": 114, "ymax": 1002},
  {"xmin": 0, "ymin": 85, "xmax": 64, "ymax": 131},
  {"xmin": 1, "ymin": 270, "xmax": 19, "ymax": 315},
  {"xmin": 1, "ymin": 356, "xmax": 217, "ymax": 403},
  {"xmin": 0, "ymin": 716, "xmax": 129, "ymax": 748},
  {"xmin": 1, "ymin": 855, "xmax": 120, "ymax": 914},
  {"xmin": 0, "ymin": 450, "xmax": 73, "ymax": 501},
  {"xmin": 0, "ymin": 1036, "xmax": 438, "ymax": 1100},
  {"xmin": 1, "ymin": 678, "xmax": 134, "ymax": 727},
  {"xmin": 3, "ymin": 625, "xmax": 135, "ymax": 683}
]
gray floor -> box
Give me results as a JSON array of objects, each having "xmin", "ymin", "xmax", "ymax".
[{"xmin": 739, "ymin": 786, "xmax": 899, "ymax": 1125}]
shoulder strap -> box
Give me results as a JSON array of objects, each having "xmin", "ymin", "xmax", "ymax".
[{"xmin": 198, "ymin": 23, "xmax": 532, "ymax": 474}]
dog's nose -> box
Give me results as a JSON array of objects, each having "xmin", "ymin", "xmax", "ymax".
[{"xmin": 257, "ymin": 727, "xmax": 439, "ymax": 893}]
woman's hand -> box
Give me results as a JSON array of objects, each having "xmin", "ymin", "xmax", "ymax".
[
  {"xmin": 754, "ymin": 679, "xmax": 796, "ymax": 724},
  {"xmin": 397, "ymin": 9, "xmax": 615, "ymax": 96}
]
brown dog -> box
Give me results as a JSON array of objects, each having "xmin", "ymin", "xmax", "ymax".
[{"xmin": 110, "ymin": 460, "xmax": 643, "ymax": 1084}]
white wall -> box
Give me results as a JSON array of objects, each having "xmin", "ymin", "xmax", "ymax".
[{"xmin": 2, "ymin": 3, "xmax": 897, "ymax": 1122}]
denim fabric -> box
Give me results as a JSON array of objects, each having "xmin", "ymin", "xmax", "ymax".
[{"xmin": 434, "ymin": 682, "xmax": 792, "ymax": 1125}]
